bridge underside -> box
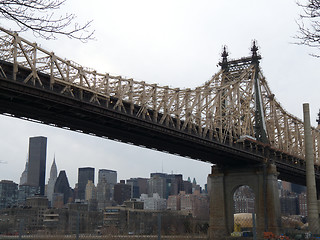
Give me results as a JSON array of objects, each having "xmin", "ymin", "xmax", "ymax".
[{"xmin": 0, "ymin": 60, "xmax": 319, "ymax": 188}]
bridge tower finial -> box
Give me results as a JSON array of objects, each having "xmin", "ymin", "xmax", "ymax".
[
  {"xmin": 251, "ymin": 40, "xmax": 260, "ymax": 64},
  {"xmin": 219, "ymin": 46, "xmax": 229, "ymax": 70}
]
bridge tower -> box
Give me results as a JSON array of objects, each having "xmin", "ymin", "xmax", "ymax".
[{"xmin": 208, "ymin": 44, "xmax": 281, "ymax": 239}]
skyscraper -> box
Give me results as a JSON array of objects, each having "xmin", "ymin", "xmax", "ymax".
[
  {"xmin": 85, "ymin": 180, "xmax": 96, "ymax": 202},
  {"xmin": 98, "ymin": 169, "xmax": 117, "ymax": 200},
  {"xmin": 54, "ymin": 170, "xmax": 72, "ymax": 205},
  {"xmin": 148, "ymin": 174, "xmax": 167, "ymax": 199},
  {"xmin": 26, "ymin": 136, "xmax": 47, "ymax": 195},
  {"xmin": 96, "ymin": 179, "xmax": 110, "ymax": 210},
  {"xmin": 114, "ymin": 180, "xmax": 131, "ymax": 205},
  {"xmin": 78, "ymin": 167, "xmax": 94, "ymax": 201},
  {"xmin": 19, "ymin": 161, "xmax": 28, "ymax": 185},
  {"xmin": 98, "ymin": 169, "xmax": 117, "ymax": 184},
  {"xmin": 0, "ymin": 180, "xmax": 18, "ymax": 209},
  {"xmin": 46, "ymin": 157, "xmax": 58, "ymax": 206},
  {"xmin": 126, "ymin": 178, "xmax": 148, "ymax": 198}
]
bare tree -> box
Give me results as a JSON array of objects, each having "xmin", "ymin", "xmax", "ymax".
[
  {"xmin": 0, "ymin": 0, "xmax": 94, "ymax": 41},
  {"xmin": 296, "ymin": 0, "xmax": 320, "ymax": 56}
]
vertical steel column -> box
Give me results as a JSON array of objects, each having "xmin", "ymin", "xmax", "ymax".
[{"xmin": 251, "ymin": 42, "xmax": 269, "ymax": 144}]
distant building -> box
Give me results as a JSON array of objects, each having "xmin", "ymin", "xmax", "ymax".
[
  {"xmin": 54, "ymin": 170, "xmax": 72, "ymax": 205},
  {"xmin": 281, "ymin": 181, "xmax": 292, "ymax": 192},
  {"xmin": 180, "ymin": 191, "xmax": 209, "ymax": 219},
  {"xmin": 0, "ymin": 180, "xmax": 18, "ymax": 209},
  {"xmin": 183, "ymin": 180, "xmax": 193, "ymax": 194},
  {"xmin": 167, "ymin": 174, "xmax": 183, "ymax": 196},
  {"xmin": 85, "ymin": 180, "xmax": 96, "ymax": 202},
  {"xmin": 96, "ymin": 179, "xmax": 111, "ymax": 210},
  {"xmin": 103, "ymin": 206, "xmax": 192, "ymax": 235},
  {"xmin": 126, "ymin": 178, "xmax": 140, "ymax": 199},
  {"xmin": 192, "ymin": 178, "xmax": 201, "ymax": 194},
  {"xmin": 0, "ymin": 197, "xmax": 47, "ymax": 234},
  {"xmin": 140, "ymin": 193, "xmax": 166, "ymax": 210},
  {"xmin": 180, "ymin": 192, "xmax": 193, "ymax": 214},
  {"xmin": 148, "ymin": 174, "xmax": 167, "ymax": 199},
  {"xmin": 233, "ymin": 186, "xmax": 255, "ymax": 214},
  {"xmin": 280, "ymin": 195, "xmax": 299, "ymax": 215},
  {"xmin": 98, "ymin": 169, "xmax": 117, "ymax": 200},
  {"xmin": 167, "ymin": 194, "xmax": 181, "ymax": 211},
  {"xmin": 124, "ymin": 199, "xmax": 144, "ymax": 210},
  {"xmin": 78, "ymin": 167, "xmax": 94, "ymax": 201},
  {"xmin": 136, "ymin": 178, "xmax": 148, "ymax": 195},
  {"xmin": 291, "ymin": 183, "xmax": 306, "ymax": 194},
  {"xmin": 19, "ymin": 161, "xmax": 28, "ymax": 185},
  {"xmin": 234, "ymin": 197, "xmax": 255, "ymax": 214},
  {"xmin": 98, "ymin": 169, "xmax": 117, "ymax": 184},
  {"xmin": 148, "ymin": 173, "xmax": 185, "ymax": 199},
  {"xmin": 26, "ymin": 196, "xmax": 48, "ymax": 228},
  {"xmin": 52, "ymin": 192, "xmax": 64, "ymax": 209},
  {"xmin": 126, "ymin": 178, "xmax": 149, "ymax": 199},
  {"xmin": 46, "ymin": 157, "xmax": 58, "ymax": 206},
  {"xmin": 114, "ymin": 180, "xmax": 131, "ymax": 205},
  {"xmin": 17, "ymin": 184, "xmax": 38, "ymax": 205},
  {"xmin": 43, "ymin": 202, "xmax": 102, "ymax": 234},
  {"xmin": 26, "ymin": 136, "xmax": 47, "ymax": 195},
  {"xmin": 298, "ymin": 192, "xmax": 307, "ymax": 216}
]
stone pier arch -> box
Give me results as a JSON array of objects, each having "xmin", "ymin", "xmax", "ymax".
[{"xmin": 208, "ymin": 164, "xmax": 281, "ymax": 239}]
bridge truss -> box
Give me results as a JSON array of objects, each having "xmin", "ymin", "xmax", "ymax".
[{"xmin": 0, "ymin": 26, "xmax": 319, "ymax": 167}]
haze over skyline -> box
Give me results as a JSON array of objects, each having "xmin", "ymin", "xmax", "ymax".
[{"xmin": 0, "ymin": 0, "xmax": 319, "ymax": 189}]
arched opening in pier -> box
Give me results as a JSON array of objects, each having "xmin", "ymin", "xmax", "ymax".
[{"xmin": 233, "ymin": 185, "xmax": 256, "ymax": 234}]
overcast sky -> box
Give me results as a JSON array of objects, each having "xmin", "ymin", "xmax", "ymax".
[{"xmin": 0, "ymin": 0, "xmax": 319, "ymax": 189}]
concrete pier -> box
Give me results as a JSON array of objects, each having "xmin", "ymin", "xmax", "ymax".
[{"xmin": 208, "ymin": 164, "xmax": 281, "ymax": 239}]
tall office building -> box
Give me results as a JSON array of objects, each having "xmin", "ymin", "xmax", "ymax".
[
  {"xmin": 54, "ymin": 170, "xmax": 72, "ymax": 205},
  {"xmin": 148, "ymin": 173, "xmax": 183, "ymax": 199},
  {"xmin": 78, "ymin": 167, "xmax": 95, "ymax": 200},
  {"xmin": 85, "ymin": 180, "xmax": 96, "ymax": 202},
  {"xmin": 114, "ymin": 180, "xmax": 131, "ymax": 205},
  {"xmin": 19, "ymin": 161, "xmax": 28, "ymax": 185},
  {"xmin": 148, "ymin": 174, "xmax": 167, "ymax": 199},
  {"xmin": 167, "ymin": 174, "xmax": 183, "ymax": 196},
  {"xmin": 46, "ymin": 157, "xmax": 58, "ymax": 206},
  {"xmin": 97, "ymin": 179, "xmax": 110, "ymax": 210},
  {"xmin": 98, "ymin": 169, "xmax": 117, "ymax": 200},
  {"xmin": 126, "ymin": 178, "xmax": 140, "ymax": 199},
  {"xmin": 98, "ymin": 169, "xmax": 117, "ymax": 184},
  {"xmin": 0, "ymin": 180, "xmax": 18, "ymax": 209},
  {"xmin": 26, "ymin": 136, "xmax": 47, "ymax": 195},
  {"xmin": 126, "ymin": 178, "xmax": 148, "ymax": 198}
]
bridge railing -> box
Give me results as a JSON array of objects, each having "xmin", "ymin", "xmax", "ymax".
[{"xmin": 0, "ymin": 27, "xmax": 319, "ymax": 164}]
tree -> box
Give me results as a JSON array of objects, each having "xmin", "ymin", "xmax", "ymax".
[
  {"xmin": 0, "ymin": 0, "xmax": 94, "ymax": 41},
  {"xmin": 296, "ymin": 0, "xmax": 320, "ymax": 56}
]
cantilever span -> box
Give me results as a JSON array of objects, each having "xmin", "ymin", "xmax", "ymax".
[{"xmin": 0, "ymin": 27, "xmax": 320, "ymax": 186}]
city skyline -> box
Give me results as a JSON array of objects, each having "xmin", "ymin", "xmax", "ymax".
[
  {"xmin": 1, "ymin": 129, "xmax": 211, "ymax": 188},
  {"xmin": 1, "ymin": 133, "xmax": 209, "ymax": 189},
  {"xmin": 0, "ymin": 0, "xmax": 320, "ymax": 190}
]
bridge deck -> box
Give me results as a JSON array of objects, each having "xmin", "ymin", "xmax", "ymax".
[{"xmin": 0, "ymin": 60, "xmax": 318, "ymax": 187}]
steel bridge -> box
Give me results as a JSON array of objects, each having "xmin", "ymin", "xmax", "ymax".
[{"xmin": 0, "ymin": 27, "xmax": 319, "ymax": 187}]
